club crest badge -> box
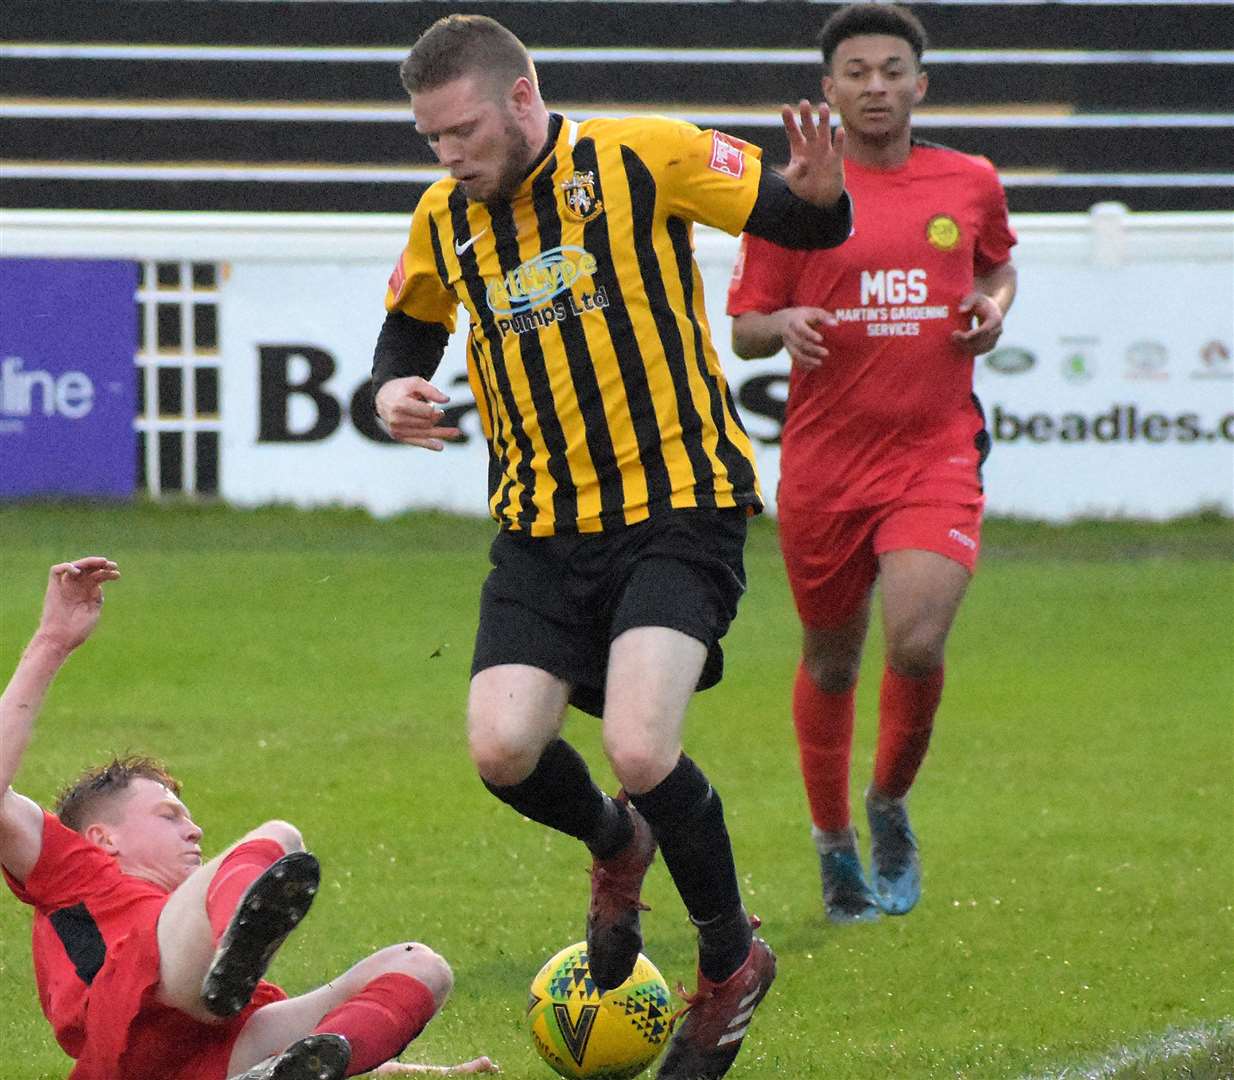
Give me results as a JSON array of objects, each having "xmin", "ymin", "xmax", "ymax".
[
  {"xmin": 926, "ymin": 214, "xmax": 960, "ymax": 251},
  {"xmin": 561, "ymin": 171, "xmax": 603, "ymax": 222}
]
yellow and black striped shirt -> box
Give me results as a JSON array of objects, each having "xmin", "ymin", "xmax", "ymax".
[{"xmin": 387, "ymin": 113, "xmax": 765, "ymax": 536}]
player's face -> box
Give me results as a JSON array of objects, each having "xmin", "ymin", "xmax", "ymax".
[
  {"xmin": 413, "ymin": 75, "xmax": 536, "ymax": 203},
  {"xmin": 823, "ymin": 34, "xmax": 927, "ymax": 144},
  {"xmin": 101, "ymin": 778, "xmax": 204, "ymax": 891}
]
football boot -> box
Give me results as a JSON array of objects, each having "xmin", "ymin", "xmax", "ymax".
[
  {"xmin": 657, "ymin": 919, "xmax": 776, "ymax": 1080},
  {"xmin": 818, "ymin": 840, "xmax": 882, "ymax": 924},
  {"xmin": 202, "ymin": 850, "xmax": 320, "ymax": 1017},
  {"xmin": 866, "ymin": 790, "xmax": 921, "ymax": 915},
  {"xmin": 232, "ymin": 1034, "xmax": 350, "ymax": 1080},
  {"xmin": 587, "ymin": 792, "xmax": 657, "ymax": 992}
]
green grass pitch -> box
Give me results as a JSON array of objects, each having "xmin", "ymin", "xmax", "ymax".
[{"xmin": 1, "ymin": 504, "xmax": 1230, "ymax": 1079}]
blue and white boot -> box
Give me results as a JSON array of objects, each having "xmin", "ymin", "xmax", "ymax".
[
  {"xmin": 866, "ymin": 789, "xmax": 921, "ymax": 915},
  {"xmin": 813, "ymin": 826, "xmax": 881, "ymax": 924}
]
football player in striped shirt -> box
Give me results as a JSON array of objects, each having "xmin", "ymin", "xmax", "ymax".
[{"xmin": 372, "ymin": 16, "xmax": 852, "ymax": 1078}]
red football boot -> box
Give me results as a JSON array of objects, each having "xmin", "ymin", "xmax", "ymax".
[
  {"xmin": 586, "ymin": 792, "xmax": 657, "ymax": 991},
  {"xmin": 657, "ymin": 920, "xmax": 777, "ymax": 1080}
]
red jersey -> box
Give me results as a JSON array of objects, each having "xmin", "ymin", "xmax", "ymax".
[
  {"xmin": 727, "ymin": 142, "xmax": 1016, "ymax": 510},
  {"xmin": 3, "ymin": 811, "xmax": 170, "ymax": 1058}
]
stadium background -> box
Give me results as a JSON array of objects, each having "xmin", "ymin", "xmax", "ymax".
[{"xmin": 1, "ymin": 1, "xmax": 1232, "ymax": 1077}]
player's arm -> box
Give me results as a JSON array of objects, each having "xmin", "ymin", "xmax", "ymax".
[
  {"xmin": 742, "ymin": 102, "xmax": 851, "ymax": 251},
  {"xmin": 975, "ymin": 259, "xmax": 1018, "ymax": 317},
  {"xmin": 371, "ymin": 1057, "xmax": 498, "ymax": 1075},
  {"xmin": 371, "ymin": 311, "xmax": 461, "ymax": 451},
  {"xmin": 0, "ymin": 558, "xmax": 119, "ymax": 882},
  {"xmin": 952, "ymin": 259, "xmax": 1018, "ymax": 356},
  {"xmin": 727, "ymin": 231, "xmax": 836, "ymax": 367},
  {"xmin": 732, "ymin": 307, "xmax": 837, "ymax": 369},
  {"xmin": 373, "ymin": 197, "xmax": 464, "ymax": 451},
  {"xmin": 731, "ymin": 312, "xmax": 787, "ymax": 360}
]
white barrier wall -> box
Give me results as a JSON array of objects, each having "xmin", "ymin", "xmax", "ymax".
[{"xmin": 4, "ymin": 205, "xmax": 1231, "ymax": 520}]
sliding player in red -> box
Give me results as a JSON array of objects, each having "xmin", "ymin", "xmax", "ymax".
[
  {"xmin": 728, "ymin": 3, "xmax": 1017, "ymax": 923},
  {"xmin": 1, "ymin": 558, "xmax": 493, "ymax": 1079}
]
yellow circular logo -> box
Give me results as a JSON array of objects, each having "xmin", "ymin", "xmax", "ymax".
[{"xmin": 926, "ymin": 214, "xmax": 960, "ymax": 251}]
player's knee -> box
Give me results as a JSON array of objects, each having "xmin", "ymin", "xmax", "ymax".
[
  {"xmin": 468, "ymin": 724, "xmax": 539, "ymax": 786},
  {"xmin": 245, "ymin": 819, "xmax": 304, "ymax": 854},
  {"xmin": 803, "ymin": 658, "xmax": 859, "ymax": 694},
  {"xmin": 604, "ymin": 741, "xmax": 675, "ymax": 794},
  {"xmin": 886, "ymin": 631, "xmax": 946, "ymax": 678},
  {"xmin": 387, "ymin": 942, "xmax": 454, "ymax": 1007},
  {"xmin": 801, "ymin": 635, "xmax": 862, "ymax": 693},
  {"xmin": 804, "ymin": 661, "xmax": 853, "ymax": 696}
]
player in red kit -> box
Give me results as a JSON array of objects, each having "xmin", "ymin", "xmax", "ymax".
[
  {"xmin": 727, "ymin": 3, "xmax": 1017, "ymax": 923},
  {"xmin": 2, "ymin": 559, "xmax": 495, "ymax": 1079}
]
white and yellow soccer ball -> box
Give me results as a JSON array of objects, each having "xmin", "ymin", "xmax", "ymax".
[{"xmin": 527, "ymin": 942, "xmax": 672, "ymax": 1079}]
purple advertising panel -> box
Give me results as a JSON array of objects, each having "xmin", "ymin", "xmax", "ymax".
[{"xmin": 0, "ymin": 259, "xmax": 138, "ymax": 498}]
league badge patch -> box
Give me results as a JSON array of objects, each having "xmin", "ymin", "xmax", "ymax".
[
  {"xmin": 925, "ymin": 214, "xmax": 960, "ymax": 251},
  {"xmin": 561, "ymin": 171, "xmax": 604, "ymax": 222},
  {"xmin": 387, "ymin": 253, "xmax": 407, "ymax": 295},
  {"xmin": 708, "ymin": 131, "xmax": 747, "ymax": 178}
]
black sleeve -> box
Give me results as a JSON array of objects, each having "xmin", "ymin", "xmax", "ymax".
[
  {"xmin": 371, "ymin": 310, "xmax": 450, "ymax": 395},
  {"xmin": 742, "ymin": 168, "xmax": 853, "ymax": 250}
]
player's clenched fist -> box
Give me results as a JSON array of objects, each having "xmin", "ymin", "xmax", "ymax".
[{"xmin": 375, "ymin": 376, "xmax": 462, "ymax": 451}]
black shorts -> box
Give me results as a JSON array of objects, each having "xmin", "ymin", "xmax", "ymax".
[{"xmin": 472, "ymin": 508, "xmax": 749, "ymax": 718}]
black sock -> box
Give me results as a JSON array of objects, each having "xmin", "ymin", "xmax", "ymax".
[
  {"xmin": 482, "ymin": 739, "xmax": 632, "ymax": 856},
  {"xmin": 629, "ymin": 754, "xmax": 750, "ymax": 980},
  {"xmin": 693, "ymin": 906, "xmax": 754, "ymax": 984},
  {"xmin": 590, "ymin": 797, "xmax": 636, "ymax": 859}
]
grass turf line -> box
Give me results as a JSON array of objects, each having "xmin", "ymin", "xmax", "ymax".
[{"xmin": 1029, "ymin": 1018, "xmax": 1234, "ymax": 1079}]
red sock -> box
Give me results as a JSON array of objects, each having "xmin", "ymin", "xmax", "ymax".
[
  {"xmin": 792, "ymin": 665, "xmax": 855, "ymax": 832},
  {"xmin": 205, "ymin": 838, "xmax": 287, "ymax": 944},
  {"xmin": 314, "ymin": 972, "xmax": 438, "ymax": 1075},
  {"xmin": 873, "ymin": 666, "xmax": 944, "ymax": 799}
]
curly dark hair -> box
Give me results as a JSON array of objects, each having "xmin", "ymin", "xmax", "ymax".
[
  {"xmin": 54, "ymin": 754, "xmax": 182, "ymax": 833},
  {"xmin": 817, "ymin": 4, "xmax": 928, "ymax": 71},
  {"xmin": 400, "ymin": 14, "xmax": 534, "ymax": 97}
]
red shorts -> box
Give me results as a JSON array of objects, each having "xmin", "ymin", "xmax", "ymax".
[
  {"xmin": 778, "ymin": 459, "xmax": 984, "ymax": 630},
  {"xmin": 71, "ymin": 920, "xmax": 287, "ymax": 1080}
]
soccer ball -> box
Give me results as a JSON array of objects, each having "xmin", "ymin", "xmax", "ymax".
[{"xmin": 527, "ymin": 941, "xmax": 672, "ymax": 1079}]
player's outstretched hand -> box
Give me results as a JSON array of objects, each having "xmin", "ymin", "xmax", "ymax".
[
  {"xmin": 375, "ymin": 376, "xmax": 462, "ymax": 451},
  {"xmin": 370, "ymin": 1057, "xmax": 499, "ymax": 1075},
  {"xmin": 951, "ymin": 292, "xmax": 1006, "ymax": 356},
  {"xmin": 781, "ymin": 100, "xmax": 846, "ymax": 208},
  {"xmin": 37, "ymin": 558, "xmax": 119, "ymax": 655}
]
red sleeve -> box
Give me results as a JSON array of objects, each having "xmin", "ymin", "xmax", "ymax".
[
  {"xmin": 972, "ymin": 159, "xmax": 1017, "ymax": 276},
  {"xmin": 3, "ymin": 811, "xmax": 120, "ymax": 912},
  {"xmin": 726, "ymin": 233, "xmax": 800, "ymax": 316}
]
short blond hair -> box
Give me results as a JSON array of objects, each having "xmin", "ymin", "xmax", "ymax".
[
  {"xmin": 400, "ymin": 14, "xmax": 534, "ymax": 97},
  {"xmin": 54, "ymin": 754, "xmax": 182, "ymax": 833}
]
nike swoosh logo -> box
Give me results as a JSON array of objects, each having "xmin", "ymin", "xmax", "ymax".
[{"xmin": 454, "ymin": 229, "xmax": 488, "ymax": 256}]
